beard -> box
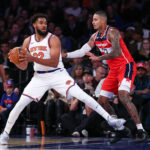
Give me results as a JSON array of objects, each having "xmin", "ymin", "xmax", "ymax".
[{"xmin": 37, "ymin": 28, "xmax": 48, "ymax": 36}]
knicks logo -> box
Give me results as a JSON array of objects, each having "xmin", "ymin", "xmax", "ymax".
[
  {"xmin": 66, "ymin": 80, "xmax": 71, "ymax": 85},
  {"xmin": 30, "ymin": 46, "xmax": 47, "ymax": 52}
]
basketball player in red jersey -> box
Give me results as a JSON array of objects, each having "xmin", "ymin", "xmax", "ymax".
[{"xmin": 62, "ymin": 11, "xmax": 148, "ymax": 143}]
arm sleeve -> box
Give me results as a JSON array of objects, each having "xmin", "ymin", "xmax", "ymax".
[{"xmin": 67, "ymin": 43, "xmax": 92, "ymax": 58}]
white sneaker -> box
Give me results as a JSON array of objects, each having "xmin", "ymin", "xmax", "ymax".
[
  {"xmin": 107, "ymin": 116, "xmax": 126, "ymax": 128},
  {"xmin": 0, "ymin": 145, "xmax": 8, "ymax": 150},
  {"xmin": 0, "ymin": 132, "xmax": 9, "ymax": 145},
  {"xmin": 81, "ymin": 129, "xmax": 88, "ymax": 137},
  {"xmin": 72, "ymin": 131, "xmax": 80, "ymax": 137}
]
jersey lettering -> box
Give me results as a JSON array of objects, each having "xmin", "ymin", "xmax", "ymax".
[
  {"xmin": 30, "ymin": 46, "xmax": 47, "ymax": 52},
  {"xmin": 33, "ymin": 52, "xmax": 44, "ymax": 59},
  {"xmin": 94, "ymin": 26, "xmax": 134, "ymax": 69}
]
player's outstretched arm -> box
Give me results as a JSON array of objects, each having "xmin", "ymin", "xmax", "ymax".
[
  {"xmin": 63, "ymin": 34, "xmax": 95, "ymax": 58},
  {"xmin": 86, "ymin": 28, "xmax": 122, "ymax": 61}
]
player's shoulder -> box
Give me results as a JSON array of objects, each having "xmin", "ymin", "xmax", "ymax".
[
  {"xmin": 92, "ymin": 31, "xmax": 99, "ymax": 38},
  {"xmin": 24, "ymin": 36, "xmax": 31, "ymax": 44},
  {"xmin": 90, "ymin": 31, "xmax": 99, "ymax": 40},
  {"xmin": 107, "ymin": 27, "xmax": 121, "ymax": 39},
  {"xmin": 108, "ymin": 27, "xmax": 120, "ymax": 34},
  {"xmin": 49, "ymin": 34, "xmax": 61, "ymax": 44}
]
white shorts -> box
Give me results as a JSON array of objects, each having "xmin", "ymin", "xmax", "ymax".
[{"xmin": 23, "ymin": 69, "xmax": 75, "ymax": 102}]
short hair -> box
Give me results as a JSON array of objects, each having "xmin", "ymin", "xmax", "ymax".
[
  {"xmin": 94, "ymin": 11, "xmax": 107, "ymax": 20},
  {"xmin": 31, "ymin": 13, "xmax": 48, "ymax": 24}
]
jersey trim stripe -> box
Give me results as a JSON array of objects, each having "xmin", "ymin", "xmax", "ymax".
[
  {"xmin": 34, "ymin": 33, "xmax": 49, "ymax": 42},
  {"xmin": 106, "ymin": 26, "xmax": 111, "ymax": 44},
  {"xmin": 124, "ymin": 62, "xmax": 133, "ymax": 80},
  {"xmin": 121, "ymin": 49, "xmax": 129, "ymax": 63},
  {"xmin": 94, "ymin": 31, "xmax": 99, "ymax": 41},
  {"xmin": 48, "ymin": 34, "xmax": 53, "ymax": 48},
  {"xmin": 66, "ymin": 80, "xmax": 75, "ymax": 98},
  {"xmin": 100, "ymin": 25, "xmax": 108, "ymax": 38},
  {"xmin": 27, "ymin": 36, "xmax": 31, "ymax": 50},
  {"xmin": 23, "ymin": 93, "xmax": 39, "ymax": 102}
]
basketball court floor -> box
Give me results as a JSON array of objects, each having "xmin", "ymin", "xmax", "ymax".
[{"xmin": 0, "ymin": 136, "xmax": 150, "ymax": 150}]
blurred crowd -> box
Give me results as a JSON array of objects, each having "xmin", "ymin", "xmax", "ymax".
[{"xmin": 0, "ymin": 0, "xmax": 150, "ymax": 138}]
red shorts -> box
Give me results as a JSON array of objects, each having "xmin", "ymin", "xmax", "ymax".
[{"xmin": 100, "ymin": 62, "xmax": 136, "ymax": 98}]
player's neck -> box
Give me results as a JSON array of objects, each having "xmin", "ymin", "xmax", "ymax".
[
  {"xmin": 35, "ymin": 34, "xmax": 46, "ymax": 42},
  {"xmin": 98, "ymin": 24, "xmax": 107, "ymax": 35}
]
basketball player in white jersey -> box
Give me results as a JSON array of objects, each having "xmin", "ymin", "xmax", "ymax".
[{"xmin": 0, "ymin": 13, "xmax": 126, "ymax": 145}]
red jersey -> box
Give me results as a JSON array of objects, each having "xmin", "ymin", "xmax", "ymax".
[{"xmin": 94, "ymin": 25, "xmax": 134, "ymax": 70}]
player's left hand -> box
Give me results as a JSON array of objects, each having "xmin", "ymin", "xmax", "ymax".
[
  {"xmin": 19, "ymin": 50, "xmax": 34, "ymax": 62},
  {"xmin": 85, "ymin": 52, "xmax": 100, "ymax": 61}
]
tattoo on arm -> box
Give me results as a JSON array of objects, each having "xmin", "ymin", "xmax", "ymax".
[
  {"xmin": 87, "ymin": 33, "xmax": 96, "ymax": 48},
  {"xmin": 99, "ymin": 28, "xmax": 121, "ymax": 60}
]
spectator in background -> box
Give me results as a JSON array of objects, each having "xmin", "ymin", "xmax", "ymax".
[
  {"xmin": 6, "ymin": 14, "xmax": 15, "ymax": 30},
  {"xmin": 71, "ymin": 64, "xmax": 84, "ymax": 89},
  {"xmin": 92, "ymin": 66, "xmax": 107, "ymax": 89},
  {"xmin": 9, "ymin": 23, "xmax": 23, "ymax": 48},
  {"xmin": 120, "ymin": 0, "xmax": 141, "ymax": 23},
  {"xmin": 0, "ymin": 51, "xmax": 7, "ymax": 98},
  {"xmin": 28, "ymin": 0, "xmax": 41, "ymax": 16},
  {"xmin": 128, "ymin": 28, "xmax": 143, "ymax": 60},
  {"xmin": 4, "ymin": 0, "xmax": 22, "ymax": 20},
  {"xmin": 79, "ymin": 13, "xmax": 95, "ymax": 46},
  {"xmin": 78, "ymin": 7, "xmax": 89, "ymax": 23},
  {"xmin": 5, "ymin": 68, "xmax": 19, "ymax": 96},
  {"xmin": 20, "ymin": 9, "xmax": 29, "ymax": 24},
  {"xmin": 0, "ymin": 41, "xmax": 10, "ymax": 68},
  {"xmin": 1, "ymin": 30, "xmax": 10, "ymax": 42},
  {"xmin": 82, "ymin": 69, "xmax": 93, "ymax": 89},
  {"xmin": 0, "ymin": 41, "xmax": 22, "ymax": 87},
  {"xmin": 131, "ymin": 62, "xmax": 150, "ymax": 133},
  {"xmin": 91, "ymin": 59, "xmax": 103, "ymax": 77},
  {"xmin": 16, "ymin": 16, "xmax": 31, "ymax": 36},
  {"xmin": 67, "ymin": 58, "xmax": 84, "ymax": 75},
  {"xmin": 145, "ymin": 59, "xmax": 150, "ymax": 76},
  {"xmin": 54, "ymin": 26, "xmax": 72, "ymax": 52},
  {"xmin": 48, "ymin": 22, "xmax": 56, "ymax": 34},
  {"xmin": 44, "ymin": 90, "xmax": 68, "ymax": 136},
  {"xmin": 106, "ymin": 4, "xmax": 124, "ymax": 30},
  {"xmin": 124, "ymin": 26, "xmax": 135, "ymax": 49},
  {"xmin": 0, "ymin": 79, "xmax": 19, "ymax": 130},
  {"xmin": 62, "ymin": 14, "xmax": 83, "ymax": 49},
  {"xmin": 49, "ymin": 1, "xmax": 64, "ymax": 24},
  {"xmin": 64, "ymin": 0, "xmax": 82, "ymax": 18},
  {"xmin": 138, "ymin": 39, "xmax": 150, "ymax": 61},
  {"xmin": 0, "ymin": 18, "xmax": 6, "ymax": 38},
  {"xmin": 61, "ymin": 97, "xmax": 87, "ymax": 137}
]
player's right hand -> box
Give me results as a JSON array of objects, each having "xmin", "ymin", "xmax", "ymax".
[
  {"xmin": 19, "ymin": 50, "xmax": 33, "ymax": 62},
  {"xmin": 61, "ymin": 51, "xmax": 67, "ymax": 57}
]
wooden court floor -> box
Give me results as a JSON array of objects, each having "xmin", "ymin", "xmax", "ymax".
[{"xmin": 0, "ymin": 136, "xmax": 150, "ymax": 150}]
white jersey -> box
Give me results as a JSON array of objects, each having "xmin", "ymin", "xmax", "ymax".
[{"xmin": 28, "ymin": 32, "xmax": 64, "ymax": 71}]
